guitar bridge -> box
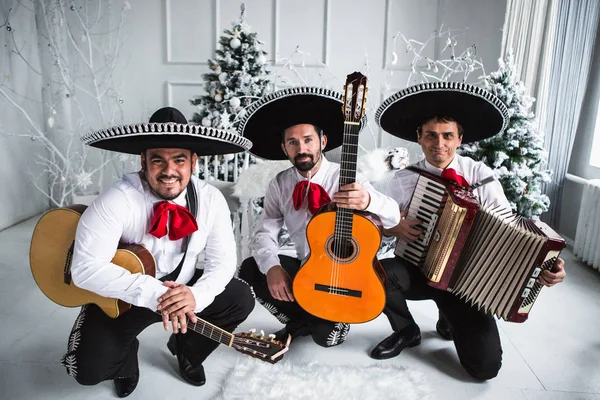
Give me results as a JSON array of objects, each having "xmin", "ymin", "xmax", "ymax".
[{"xmin": 314, "ymin": 284, "xmax": 362, "ymax": 298}]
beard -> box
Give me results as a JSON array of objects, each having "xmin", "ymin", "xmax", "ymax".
[
  {"xmin": 293, "ymin": 153, "xmax": 318, "ymax": 172},
  {"xmin": 148, "ymin": 174, "xmax": 184, "ymax": 200}
]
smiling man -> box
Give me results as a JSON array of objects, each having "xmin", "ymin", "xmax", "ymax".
[
  {"xmin": 369, "ymin": 82, "xmax": 566, "ymax": 381},
  {"xmin": 60, "ymin": 107, "xmax": 255, "ymax": 397},
  {"xmin": 236, "ymin": 87, "xmax": 401, "ymax": 349}
]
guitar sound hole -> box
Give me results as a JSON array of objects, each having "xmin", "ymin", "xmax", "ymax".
[{"xmin": 330, "ymin": 239, "xmax": 354, "ymax": 259}]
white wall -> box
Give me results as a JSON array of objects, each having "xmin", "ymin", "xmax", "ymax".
[
  {"xmin": 0, "ymin": 0, "xmax": 506, "ymax": 230},
  {"xmin": 0, "ymin": 2, "xmax": 47, "ymax": 230}
]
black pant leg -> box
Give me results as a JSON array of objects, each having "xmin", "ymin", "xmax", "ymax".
[
  {"xmin": 434, "ymin": 291, "xmax": 503, "ymax": 381},
  {"xmin": 61, "ymin": 304, "xmax": 160, "ymax": 385},
  {"xmin": 238, "ymin": 255, "xmax": 310, "ymax": 325},
  {"xmin": 176, "ymin": 275, "xmax": 255, "ymax": 365},
  {"xmin": 380, "ymin": 257, "xmax": 436, "ymax": 331}
]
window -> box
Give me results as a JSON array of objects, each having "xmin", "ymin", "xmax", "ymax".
[{"xmin": 591, "ymin": 100, "xmax": 600, "ymax": 168}]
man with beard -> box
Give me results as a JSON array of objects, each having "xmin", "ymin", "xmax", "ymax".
[
  {"xmin": 237, "ymin": 87, "xmax": 401, "ymax": 347},
  {"xmin": 61, "ymin": 107, "xmax": 255, "ymax": 397}
]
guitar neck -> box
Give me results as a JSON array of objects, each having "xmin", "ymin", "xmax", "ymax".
[
  {"xmin": 335, "ymin": 122, "xmax": 361, "ymax": 240},
  {"xmin": 156, "ymin": 312, "xmax": 233, "ymax": 346},
  {"xmin": 189, "ymin": 317, "xmax": 234, "ymax": 346}
]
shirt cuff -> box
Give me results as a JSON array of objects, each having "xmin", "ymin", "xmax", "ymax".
[
  {"xmin": 189, "ymin": 285, "xmax": 216, "ymax": 314},
  {"xmin": 132, "ymin": 279, "xmax": 169, "ymax": 311}
]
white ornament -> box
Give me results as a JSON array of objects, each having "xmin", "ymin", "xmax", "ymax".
[
  {"xmin": 47, "ymin": 117, "xmax": 55, "ymax": 128},
  {"xmin": 391, "ymin": 52, "xmax": 398, "ymax": 65},
  {"xmin": 229, "ymin": 97, "xmax": 241, "ymax": 108},
  {"xmin": 230, "ymin": 38, "xmax": 241, "ymax": 49},
  {"xmin": 212, "ymin": 111, "xmax": 220, "ymax": 117},
  {"xmin": 223, "ymin": 154, "xmax": 235, "ymax": 162},
  {"xmin": 202, "ymin": 117, "xmax": 212, "ymax": 127},
  {"xmin": 218, "ymin": 72, "xmax": 228, "ymax": 83},
  {"xmin": 215, "ymin": 93, "xmax": 223, "ymax": 102},
  {"xmin": 242, "ymin": 75, "xmax": 251, "ymax": 84},
  {"xmin": 257, "ymin": 54, "xmax": 267, "ymax": 65}
]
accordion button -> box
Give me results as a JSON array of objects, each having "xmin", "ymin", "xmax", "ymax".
[
  {"xmin": 527, "ymin": 278, "xmax": 536, "ymax": 288},
  {"xmin": 521, "ymin": 288, "xmax": 531, "ymax": 298},
  {"xmin": 531, "ymin": 267, "xmax": 541, "ymax": 278}
]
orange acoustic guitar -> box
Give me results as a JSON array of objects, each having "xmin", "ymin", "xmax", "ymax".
[
  {"xmin": 30, "ymin": 205, "xmax": 289, "ymax": 364},
  {"xmin": 292, "ymin": 72, "xmax": 386, "ymax": 324}
]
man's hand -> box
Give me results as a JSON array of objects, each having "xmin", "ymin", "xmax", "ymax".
[
  {"xmin": 537, "ymin": 257, "xmax": 566, "ymax": 287},
  {"xmin": 266, "ymin": 265, "xmax": 295, "ymax": 302},
  {"xmin": 333, "ymin": 183, "xmax": 371, "ymax": 211},
  {"xmin": 382, "ymin": 209, "xmax": 422, "ymax": 242},
  {"xmin": 157, "ymin": 281, "xmax": 197, "ymax": 334}
]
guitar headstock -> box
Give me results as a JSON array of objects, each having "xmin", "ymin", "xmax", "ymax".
[
  {"xmin": 342, "ymin": 71, "xmax": 368, "ymax": 124},
  {"xmin": 232, "ymin": 329, "xmax": 291, "ymax": 364}
]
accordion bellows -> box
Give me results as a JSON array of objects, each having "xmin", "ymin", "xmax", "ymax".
[{"xmin": 395, "ymin": 173, "xmax": 565, "ymax": 322}]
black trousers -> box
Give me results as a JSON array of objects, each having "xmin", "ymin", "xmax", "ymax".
[
  {"xmin": 238, "ymin": 255, "xmax": 350, "ymax": 347},
  {"xmin": 61, "ymin": 271, "xmax": 254, "ymax": 385},
  {"xmin": 381, "ymin": 256, "xmax": 503, "ymax": 380}
]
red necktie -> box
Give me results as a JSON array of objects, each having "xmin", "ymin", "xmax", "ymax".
[
  {"xmin": 149, "ymin": 201, "xmax": 198, "ymax": 241},
  {"xmin": 292, "ymin": 181, "xmax": 331, "ymax": 215},
  {"xmin": 441, "ymin": 168, "xmax": 469, "ymax": 188}
]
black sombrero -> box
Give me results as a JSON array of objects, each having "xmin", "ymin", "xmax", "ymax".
[
  {"xmin": 237, "ymin": 87, "xmax": 366, "ymax": 160},
  {"xmin": 375, "ymin": 81, "xmax": 509, "ymax": 143},
  {"xmin": 82, "ymin": 107, "xmax": 252, "ymax": 156}
]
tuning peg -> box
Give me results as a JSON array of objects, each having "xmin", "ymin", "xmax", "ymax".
[
  {"xmin": 268, "ymin": 333, "xmax": 276, "ymax": 342},
  {"xmin": 259, "ymin": 329, "xmax": 265, "ymax": 339},
  {"xmin": 249, "ymin": 328, "xmax": 256, "ymax": 337}
]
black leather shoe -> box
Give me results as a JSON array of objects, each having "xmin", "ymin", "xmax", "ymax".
[
  {"xmin": 114, "ymin": 372, "xmax": 139, "ymax": 398},
  {"xmin": 436, "ymin": 312, "xmax": 453, "ymax": 341},
  {"xmin": 273, "ymin": 322, "xmax": 310, "ymax": 344},
  {"xmin": 167, "ymin": 334, "xmax": 206, "ymax": 386},
  {"xmin": 370, "ymin": 324, "xmax": 421, "ymax": 360}
]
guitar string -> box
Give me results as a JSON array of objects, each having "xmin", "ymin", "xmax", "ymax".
[
  {"xmin": 333, "ymin": 114, "xmax": 351, "ymax": 294},
  {"xmin": 340, "ymin": 120, "xmax": 358, "ymax": 293}
]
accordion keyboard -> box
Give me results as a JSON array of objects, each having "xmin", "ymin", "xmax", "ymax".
[{"xmin": 395, "ymin": 176, "xmax": 446, "ymax": 265}]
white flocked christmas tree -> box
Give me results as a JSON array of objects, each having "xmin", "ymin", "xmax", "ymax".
[
  {"xmin": 190, "ymin": 3, "xmax": 270, "ymax": 181},
  {"xmin": 460, "ymin": 51, "xmax": 551, "ymax": 218}
]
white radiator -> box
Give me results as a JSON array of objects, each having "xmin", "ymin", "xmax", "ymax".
[{"xmin": 574, "ymin": 179, "xmax": 600, "ymax": 271}]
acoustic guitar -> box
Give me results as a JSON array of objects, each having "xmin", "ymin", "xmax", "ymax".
[
  {"xmin": 30, "ymin": 205, "xmax": 289, "ymax": 364},
  {"xmin": 292, "ymin": 72, "xmax": 386, "ymax": 324}
]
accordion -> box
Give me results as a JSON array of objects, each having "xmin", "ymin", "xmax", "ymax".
[{"xmin": 394, "ymin": 171, "xmax": 565, "ymax": 322}]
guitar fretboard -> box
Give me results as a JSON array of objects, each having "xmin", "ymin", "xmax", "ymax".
[
  {"xmin": 189, "ymin": 318, "xmax": 233, "ymax": 346},
  {"xmin": 335, "ymin": 123, "xmax": 361, "ymax": 242},
  {"xmin": 154, "ymin": 311, "xmax": 233, "ymax": 346}
]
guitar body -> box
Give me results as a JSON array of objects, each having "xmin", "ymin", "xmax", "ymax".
[
  {"xmin": 29, "ymin": 205, "xmax": 155, "ymax": 318},
  {"xmin": 293, "ymin": 205, "xmax": 386, "ymax": 323}
]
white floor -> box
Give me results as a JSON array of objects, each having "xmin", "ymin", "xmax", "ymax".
[{"xmin": 2, "ymin": 215, "xmax": 600, "ymax": 400}]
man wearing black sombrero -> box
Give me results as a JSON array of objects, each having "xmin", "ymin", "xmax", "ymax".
[
  {"xmin": 60, "ymin": 107, "xmax": 255, "ymax": 396},
  {"xmin": 236, "ymin": 87, "xmax": 401, "ymax": 347},
  {"xmin": 369, "ymin": 82, "xmax": 566, "ymax": 380}
]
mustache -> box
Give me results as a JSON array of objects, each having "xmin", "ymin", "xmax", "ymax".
[{"xmin": 294, "ymin": 153, "xmax": 313, "ymax": 161}]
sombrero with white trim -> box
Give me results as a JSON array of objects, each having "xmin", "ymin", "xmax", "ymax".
[
  {"xmin": 375, "ymin": 81, "xmax": 509, "ymax": 143},
  {"xmin": 237, "ymin": 86, "xmax": 366, "ymax": 160},
  {"xmin": 82, "ymin": 107, "xmax": 252, "ymax": 156}
]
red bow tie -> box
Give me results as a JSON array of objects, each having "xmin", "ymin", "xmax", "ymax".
[
  {"xmin": 292, "ymin": 181, "xmax": 331, "ymax": 215},
  {"xmin": 441, "ymin": 168, "xmax": 470, "ymax": 188},
  {"xmin": 149, "ymin": 201, "xmax": 198, "ymax": 241}
]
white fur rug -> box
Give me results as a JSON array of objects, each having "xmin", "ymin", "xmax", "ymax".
[{"xmin": 217, "ymin": 358, "xmax": 433, "ymax": 400}]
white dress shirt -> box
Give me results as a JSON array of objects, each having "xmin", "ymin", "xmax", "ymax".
[
  {"xmin": 251, "ymin": 156, "xmax": 401, "ymax": 274},
  {"xmin": 71, "ymin": 172, "xmax": 237, "ymax": 313},
  {"xmin": 388, "ymin": 154, "xmax": 511, "ymax": 210}
]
